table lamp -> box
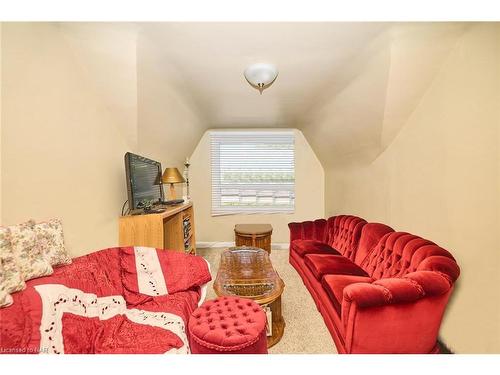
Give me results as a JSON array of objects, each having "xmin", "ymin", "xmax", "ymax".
[{"xmin": 162, "ymin": 167, "xmax": 185, "ymax": 200}]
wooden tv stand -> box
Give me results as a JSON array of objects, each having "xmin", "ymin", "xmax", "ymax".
[{"xmin": 118, "ymin": 202, "xmax": 196, "ymax": 254}]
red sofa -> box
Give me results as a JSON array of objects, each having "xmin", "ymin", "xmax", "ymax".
[{"xmin": 288, "ymin": 215, "xmax": 460, "ymax": 354}]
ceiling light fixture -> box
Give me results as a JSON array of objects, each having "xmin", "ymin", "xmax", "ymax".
[{"xmin": 244, "ymin": 63, "xmax": 278, "ymax": 94}]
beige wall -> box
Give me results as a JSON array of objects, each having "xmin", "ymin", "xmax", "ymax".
[
  {"xmin": 1, "ymin": 23, "xmax": 209, "ymax": 257},
  {"xmin": 0, "ymin": 23, "xmax": 2, "ymax": 221},
  {"xmin": 1, "ymin": 23, "xmax": 133, "ymax": 256},
  {"xmin": 136, "ymin": 32, "xmax": 208, "ymax": 187},
  {"xmin": 190, "ymin": 129, "xmax": 324, "ymax": 243},
  {"xmin": 325, "ymin": 24, "xmax": 500, "ymax": 353}
]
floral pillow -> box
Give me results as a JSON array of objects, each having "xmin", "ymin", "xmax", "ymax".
[
  {"xmin": 0, "ymin": 259, "xmax": 12, "ymax": 307},
  {"xmin": 9, "ymin": 220, "xmax": 53, "ymax": 281},
  {"xmin": 0, "ymin": 290, "xmax": 13, "ymax": 308},
  {"xmin": 0, "ymin": 226, "xmax": 26, "ymax": 294},
  {"xmin": 0, "ymin": 259, "xmax": 14, "ymax": 308},
  {"xmin": 34, "ymin": 219, "xmax": 72, "ymax": 266}
]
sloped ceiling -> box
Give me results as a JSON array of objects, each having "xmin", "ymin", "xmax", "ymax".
[
  {"xmin": 138, "ymin": 22, "xmax": 388, "ymax": 127},
  {"xmin": 301, "ymin": 22, "xmax": 469, "ymax": 167},
  {"xmin": 381, "ymin": 23, "xmax": 469, "ymax": 150},
  {"xmin": 56, "ymin": 22, "xmax": 471, "ymax": 168}
]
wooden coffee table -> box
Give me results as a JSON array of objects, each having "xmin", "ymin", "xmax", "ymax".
[{"xmin": 213, "ymin": 246, "xmax": 285, "ymax": 348}]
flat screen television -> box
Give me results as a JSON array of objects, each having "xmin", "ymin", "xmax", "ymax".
[{"xmin": 124, "ymin": 152, "xmax": 164, "ymax": 210}]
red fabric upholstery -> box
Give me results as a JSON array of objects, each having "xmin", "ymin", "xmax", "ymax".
[
  {"xmin": 354, "ymin": 223, "xmax": 395, "ymax": 265},
  {"xmin": 188, "ymin": 296, "xmax": 268, "ymax": 354},
  {"xmin": 342, "ymin": 291, "xmax": 452, "ymax": 353},
  {"xmin": 288, "ymin": 217, "xmax": 460, "ymax": 354},
  {"xmin": 342, "ymin": 271, "xmax": 453, "ymax": 309},
  {"xmin": 288, "ymin": 219, "xmax": 328, "ymax": 243},
  {"xmin": 304, "ymin": 254, "xmax": 368, "ymax": 280},
  {"xmin": 289, "ymin": 250, "xmax": 347, "ymax": 350},
  {"xmin": 321, "ymin": 274, "xmax": 373, "ymax": 313},
  {"xmin": 288, "ymin": 215, "xmax": 366, "ymax": 261},
  {"xmin": 290, "ymin": 240, "xmax": 340, "ymax": 257},
  {"xmin": 360, "ymin": 232, "xmax": 459, "ymax": 281},
  {"xmin": 326, "ymin": 215, "xmax": 367, "ymax": 260}
]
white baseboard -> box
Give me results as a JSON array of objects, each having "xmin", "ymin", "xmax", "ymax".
[
  {"xmin": 196, "ymin": 241, "xmax": 234, "ymax": 249},
  {"xmin": 197, "ymin": 241, "xmax": 289, "ymax": 250},
  {"xmin": 272, "ymin": 243, "xmax": 289, "ymax": 250}
]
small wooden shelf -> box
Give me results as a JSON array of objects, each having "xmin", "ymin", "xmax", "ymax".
[{"xmin": 119, "ymin": 202, "xmax": 196, "ymax": 254}]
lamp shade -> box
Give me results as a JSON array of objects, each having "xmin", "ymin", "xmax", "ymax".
[
  {"xmin": 244, "ymin": 63, "xmax": 278, "ymax": 94},
  {"xmin": 162, "ymin": 167, "xmax": 185, "ymax": 184}
]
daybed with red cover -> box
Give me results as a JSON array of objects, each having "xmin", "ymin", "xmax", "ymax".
[
  {"xmin": 289, "ymin": 215, "xmax": 460, "ymax": 354},
  {"xmin": 0, "ymin": 246, "xmax": 211, "ymax": 354}
]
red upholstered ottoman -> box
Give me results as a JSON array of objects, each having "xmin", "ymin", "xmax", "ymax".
[{"xmin": 188, "ymin": 296, "xmax": 268, "ymax": 354}]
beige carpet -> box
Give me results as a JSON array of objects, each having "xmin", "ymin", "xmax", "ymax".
[{"xmin": 197, "ymin": 247, "xmax": 338, "ymax": 354}]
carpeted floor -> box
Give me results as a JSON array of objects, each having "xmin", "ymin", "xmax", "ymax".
[{"xmin": 196, "ymin": 247, "xmax": 338, "ymax": 354}]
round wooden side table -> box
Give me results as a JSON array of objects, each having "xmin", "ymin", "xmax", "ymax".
[{"xmin": 234, "ymin": 224, "xmax": 273, "ymax": 254}]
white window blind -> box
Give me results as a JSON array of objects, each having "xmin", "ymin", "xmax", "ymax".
[{"xmin": 211, "ymin": 130, "xmax": 295, "ymax": 216}]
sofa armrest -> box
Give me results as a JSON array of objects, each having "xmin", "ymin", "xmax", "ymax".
[
  {"xmin": 288, "ymin": 219, "xmax": 327, "ymax": 243},
  {"xmin": 343, "ymin": 271, "xmax": 451, "ymax": 308},
  {"xmin": 340, "ymin": 271, "xmax": 454, "ymax": 353},
  {"xmin": 416, "ymin": 255, "xmax": 460, "ymax": 283}
]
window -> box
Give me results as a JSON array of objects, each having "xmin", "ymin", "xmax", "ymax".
[{"xmin": 211, "ymin": 130, "xmax": 295, "ymax": 215}]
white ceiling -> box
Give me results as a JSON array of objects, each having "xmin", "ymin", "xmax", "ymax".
[
  {"xmin": 56, "ymin": 22, "xmax": 472, "ymax": 167},
  {"xmin": 138, "ymin": 22, "xmax": 389, "ymax": 127}
]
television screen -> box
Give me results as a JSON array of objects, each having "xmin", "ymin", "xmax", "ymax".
[{"xmin": 124, "ymin": 152, "xmax": 164, "ymax": 210}]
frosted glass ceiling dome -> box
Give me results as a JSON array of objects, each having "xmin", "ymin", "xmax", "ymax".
[{"xmin": 244, "ymin": 63, "xmax": 278, "ymax": 94}]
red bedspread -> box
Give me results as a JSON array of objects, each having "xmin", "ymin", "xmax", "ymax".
[{"xmin": 0, "ymin": 247, "xmax": 211, "ymax": 354}]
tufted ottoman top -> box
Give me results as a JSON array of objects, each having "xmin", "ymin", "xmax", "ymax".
[{"xmin": 188, "ymin": 296, "xmax": 267, "ymax": 352}]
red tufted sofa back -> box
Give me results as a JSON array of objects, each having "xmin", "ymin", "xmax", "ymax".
[
  {"xmin": 360, "ymin": 232, "xmax": 460, "ymax": 282},
  {"xmin": 300, "ymin": 219, "xmax": 329, "ymax": 242},
  {"xmin": 326, "ymin": 215, "xmax": 367, "ymax": 261},
  {"xmin": 354, "ymin": 222, "xmax": 394, "ymax": 265}
]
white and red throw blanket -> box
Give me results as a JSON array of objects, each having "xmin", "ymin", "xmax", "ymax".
[{"xmin": 0, "ymin": 247, "xmax": 211, "ymax": 354}]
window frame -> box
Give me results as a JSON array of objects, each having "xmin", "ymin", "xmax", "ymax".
[{"xmin": 210, "ymin": 130, "xmax": 295, "ymax": 216}]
